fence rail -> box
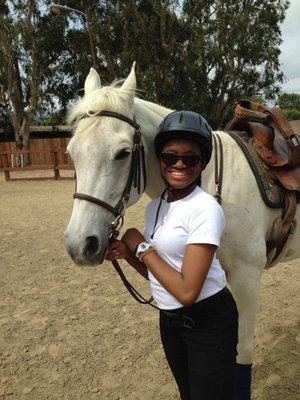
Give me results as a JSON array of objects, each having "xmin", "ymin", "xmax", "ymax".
[
  {"xmin": 0, "ymin": 137, "xmax": 72, "ymax": 168},
  {"xmin": 0, "ymin": 148, "xmax": 74, "ymax": 181}
]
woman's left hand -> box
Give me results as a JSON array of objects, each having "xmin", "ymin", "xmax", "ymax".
[
  {"xmin": 105, "ymin": 239, "xmax": 130, "ymax": 261},
  {"xmin": 122, "ymin": 228, "xmax": 145, "ymax": 252}
]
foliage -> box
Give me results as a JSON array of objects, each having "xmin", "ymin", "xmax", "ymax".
[
  {"xmin": 278, "ymin": 93, "xmax": 300, "ymax": 110},
  {"xmin": 0, "ymin": 0, "xmax": 290, "ymax": 144},
  {"xmin": 62, "ymin": 0, "xmax": 289, "ymax": 128},
  {"xmin": 277, "ymin": 93, "xmax": 300, "ymax": 120},
  {"xmin": 0, "ymin": 0, "xmax": 69, "ymax": 147},
  {"xmin": 30, "ymin": 110, "xmax": 67, "ymax": 126},
  {"xmin": 282, "ymin": 108, "xmax": 300, "ymax": 120}
]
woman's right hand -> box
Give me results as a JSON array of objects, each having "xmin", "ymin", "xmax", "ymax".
[{"xmin": 105, "ymin": 239, "xmax": 130, "ymax": 261}]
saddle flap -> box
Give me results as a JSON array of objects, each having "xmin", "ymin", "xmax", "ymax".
[
  {"xmin": 228, "ymin": 101, "xmax": 300, "ymax": 168},
  {"xmin": 251, "ymin": 133, "xmax": 289, "ymax": 167},
  {"xmin": 265, "ymin": 107, "xmax": 295, "ymax": 138},
  {"xmin": 269, "ymin": 164, "xmax": 300, "ymax": 191}
]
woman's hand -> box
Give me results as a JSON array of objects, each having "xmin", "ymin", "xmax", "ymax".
[
  {"xmin": 121, "ymin": 228, "xmax": 145, "ymax": 252},
  {"xmin": 105, "ymin": 239, "xmax": 130, "ymax": 261}
]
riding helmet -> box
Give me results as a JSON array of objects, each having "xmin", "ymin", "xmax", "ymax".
[{"xmin": 154, "ymin": 110, "xmax": 212, "ymax": 166}]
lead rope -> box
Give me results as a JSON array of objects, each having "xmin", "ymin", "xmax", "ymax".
[
  {"xmin": 108, "ymin": 134, "xmax": 156, "ymax": 307},
  {"xmin": 109, "ymin": 170, "xmax": 197, "ymax": 327},
  {"xmin": 111, "ymin": 253, "xmax": 198, "ymax": 328},
  {"xmin": 111, "ymin": 258, "xmax": 158, "ymax": 307}
]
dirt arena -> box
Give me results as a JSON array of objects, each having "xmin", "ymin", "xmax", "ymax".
[{"xmin": 0, "ymin": 171, "xmax": 299, "ymax": 400}]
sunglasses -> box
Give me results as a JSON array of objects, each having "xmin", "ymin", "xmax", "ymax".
[{"xmin": 160, "ymin": 153, "xmax": 203, "ymax": 168}]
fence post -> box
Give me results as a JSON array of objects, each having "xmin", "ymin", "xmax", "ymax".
[
  {"xmin": 19, "ymin": 153, "xmax": 24, "ymax": 167},
  {"xmin": 2, "ymin": 153, "xmax": 10, "ymax": 181},
  {"xmin": 53, "ymin": 150, "xmax": 60, "ymax": 180}
]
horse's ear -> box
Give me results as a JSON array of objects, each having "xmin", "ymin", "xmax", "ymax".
[
  {"xmin": 121, "ymin": 62, "xmax": 136, "ymax": 92},
  {"xmin": 84, "ymin": 68, "xmax": 101, "ymax": 95}
]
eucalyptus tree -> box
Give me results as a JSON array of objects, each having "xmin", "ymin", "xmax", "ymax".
[
  {"xmin": 180, "ymin": 0, "xmax": 289, "ymax": 127},
  {"xmin": 0, "ymin": 0, "xmax": 290, "ymax": 138},
  {"xmin": 0, "ymin": 0, "xmax": 68, "ymax": 149},
  {"xmin": 76, "ymin": 0, "xmax": 289, "ymax": 128},
  {"xmin": 278, "ymin": 93, "xmax": 300, "ymax": 120}
]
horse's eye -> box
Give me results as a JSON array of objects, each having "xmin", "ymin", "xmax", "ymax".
[{"xmin": 115, "ymin": 150, "xmax": 130, "ymax": 160}]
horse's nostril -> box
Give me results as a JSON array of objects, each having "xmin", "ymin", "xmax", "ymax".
[{"xmin": 83, "ymin": 236, "xmax": 100, "ymax": 258}]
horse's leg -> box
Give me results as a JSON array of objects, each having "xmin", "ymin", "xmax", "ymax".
[{"xmin": 227, "ymin": 263, "xmax": 264, "ymax": 400}]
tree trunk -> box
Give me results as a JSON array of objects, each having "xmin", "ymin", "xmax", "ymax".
[{"xmin": 13, "ymin": 113, "xmax": 31, "ymax": 164}]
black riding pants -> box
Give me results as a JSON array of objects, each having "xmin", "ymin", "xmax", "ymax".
[{"xmin": 159, "ymin": 287, "xmax": 238, "ymax": 400}]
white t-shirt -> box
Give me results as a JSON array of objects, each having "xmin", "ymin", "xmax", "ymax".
[{"xmin": 143, "ymin": 186, "xmax": 226, "ymax": 310}]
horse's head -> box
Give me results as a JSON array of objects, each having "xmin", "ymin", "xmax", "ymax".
[{"xmin": 64, "ymin": 63, "xmax": 144, "ymax": 265}]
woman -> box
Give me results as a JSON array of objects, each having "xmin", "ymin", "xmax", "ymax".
[{"xmin": 106, "ymin": 110, "xmax": 238, "ymax": 400}]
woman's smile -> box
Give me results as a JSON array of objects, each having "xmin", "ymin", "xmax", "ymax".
[
  {"xmin": 160, "ymin": 139, "xmax": 203, "ymax": 192},
  {"xmin": 166, "ymin": 168, "xmax": 192, "ymax": 183},
  {"xmin": 168, "ymin": 169, "xmax": 190, "ymax": 176}
]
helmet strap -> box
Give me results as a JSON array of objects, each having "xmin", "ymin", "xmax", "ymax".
[{"xmin": 151, "ymin": 176, "xmax": 200, "ymax": 239}]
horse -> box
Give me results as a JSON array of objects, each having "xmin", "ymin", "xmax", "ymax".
[{"xmin": 64, "ymin": 63, "xmax": 300, "ymax": 399}]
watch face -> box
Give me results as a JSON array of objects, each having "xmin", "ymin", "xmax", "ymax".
[{"xmin": 136, "ymin": 242, "xmax": 150, "ymax": 257}]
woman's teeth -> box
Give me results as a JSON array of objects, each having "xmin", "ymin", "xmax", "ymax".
[{"xmin": 169, "ymin": 171, "xmax": 188, "ymax": 176}]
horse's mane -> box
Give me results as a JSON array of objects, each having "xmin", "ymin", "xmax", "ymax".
[{"xmin": 67, "ymin": 80, "xmax": 135, "ymax": 126}]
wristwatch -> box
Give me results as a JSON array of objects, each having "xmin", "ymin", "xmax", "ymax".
[{"xmin": 135, "ymin": 242, "xmax": 152, "ymax": 259}]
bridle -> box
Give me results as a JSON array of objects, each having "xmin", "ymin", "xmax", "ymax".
[
  {"xmin": 73, "ymin": 110, "xmax": 147, "ymax": 238},
  {"xmin": 72, "ymin": 109, "xmax": 157, "ymax": 307}
]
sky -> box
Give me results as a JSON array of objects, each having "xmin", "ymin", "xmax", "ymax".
[{"xmin": 279, "ymin": 0, "xmax": 300, "ymax": 93}]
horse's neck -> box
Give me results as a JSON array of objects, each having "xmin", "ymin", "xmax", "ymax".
[
  {"xmin": 135, "ymin": 98, "xmax": 172, "ymax": 119},
  {"xmin": 133, "ymin": 98, "xmax": 172, "ymax": 137}
]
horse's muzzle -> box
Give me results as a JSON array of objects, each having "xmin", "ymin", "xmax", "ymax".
[{"xmin": 64, "ymin": 231, "xmax": 106, "ymax": 266}]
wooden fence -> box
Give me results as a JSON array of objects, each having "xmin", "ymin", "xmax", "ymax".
[
  {"xmin": 0, "ymin": 138, "xmax": 74, "ymax": 181},
  {"xmin": 0, "ymin": 137, "xmax": 72, "ymax": 168}
]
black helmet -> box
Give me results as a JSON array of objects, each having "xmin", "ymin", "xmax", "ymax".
[{"xmin": 154, "ymin": 110, "xmax": 212, "ymax": 166}]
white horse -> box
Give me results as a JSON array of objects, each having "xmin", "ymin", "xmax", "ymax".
[{"xmin": 64, "ymin": 64, "xmax": 300, "ymax": 398}]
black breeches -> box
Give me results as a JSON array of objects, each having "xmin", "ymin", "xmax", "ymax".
[{"xmin": 159, "ymin": 287, "xmax": 238, "ymax": 400}]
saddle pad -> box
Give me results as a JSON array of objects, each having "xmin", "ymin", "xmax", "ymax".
[{"xmin": 227, "ymin": 130, "xmax": 298, "ymax": 208}]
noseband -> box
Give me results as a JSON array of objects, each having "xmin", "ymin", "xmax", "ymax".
[{"xmin": 73, "ymin": 110, "xmax": 147, "ymax": 236}]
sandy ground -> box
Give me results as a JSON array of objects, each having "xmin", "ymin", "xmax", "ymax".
[{"xmin": 0, "ymin": 171, "xmax": 299, "ymax": 400}]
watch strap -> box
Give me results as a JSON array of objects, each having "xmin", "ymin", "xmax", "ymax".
[{"xmin": 139, "ymin": 247, "xmax": 156, "ymax": 262}]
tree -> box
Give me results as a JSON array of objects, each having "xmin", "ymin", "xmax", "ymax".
[
  {"xmin": 177, "ymin": 0, "xmax": 289, "ymax": 127},
  {"xmin": 278, "ymin": 93, "xmax": 300, "ymax": 120},
  {"xmin": 278, "ymin": 92, "xmax": 300, "ymax": 110},
  {"xmin": 84, "ymin": 0, "xmax": 289, "ymax": 128},
  {"xmin": 0, "ymin": 0, "xmax": 68, "ymax": 149},
  {"xmin": 0, "ymin": 0, "xmax": 290, "ymax": 136}
]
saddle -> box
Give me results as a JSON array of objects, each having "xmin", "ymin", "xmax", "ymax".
[
  {"xmin": 225, "ymin": 100, "xmax": 300, "ymax": 267},
  {"xmin": 225, "ymin": 100, "xmax": 300, "ymax": 191}
]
